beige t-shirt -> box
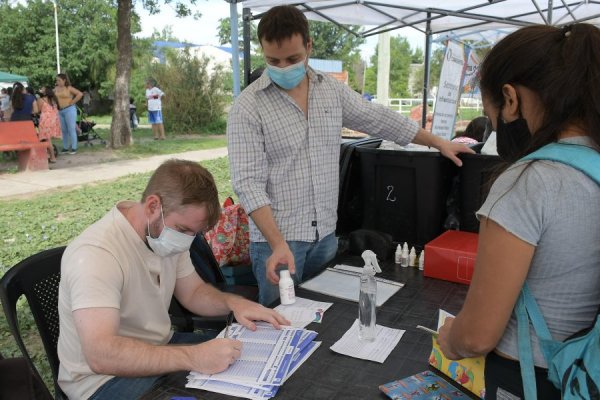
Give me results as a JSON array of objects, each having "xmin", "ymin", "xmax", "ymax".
[{"xmin": 57, "ymin": 202, "xmax": 195, "ymax": 399}]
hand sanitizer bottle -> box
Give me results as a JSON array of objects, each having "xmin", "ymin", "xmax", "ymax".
[
  {"xmin": 359, "ymin": 250, "xmax": 381, "ymax": 342},
  {"xmin": 279, "ymin": 269, "xmax": 296, "ymax": 305},
  {"xmin": 394, "ymin": 244, "xmax": 402, "ymax": 264}
]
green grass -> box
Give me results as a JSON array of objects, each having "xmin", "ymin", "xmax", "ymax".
[{"xmin": 0, "ymin": 156, "xmax": 233, "ymax": 394}]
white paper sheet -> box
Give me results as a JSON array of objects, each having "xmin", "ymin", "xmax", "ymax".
[
  {"xmin": 330, "ymin": 319, "xmax": 405, "ymax": 363},
  {"xmin": 299, "ymin": 268, "xmax": 404, "ymax": 306},
  {"xmin": 275, "ymin": 296, "xmax": 333, "ymax": 328}
]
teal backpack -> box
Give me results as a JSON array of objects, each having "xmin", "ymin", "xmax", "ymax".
[{"xmin": 516, "ymin": 142, "xmax": 600, "ymax": 400}]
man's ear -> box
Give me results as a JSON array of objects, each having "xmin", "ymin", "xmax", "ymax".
[
  {"xmin": 144, "ymin": 194, "xmax": 161, "ymax": 218},
  {"xmin": 501, "ymin": 84, "xmax": 520, "ymax": 121},
  {"xmin": 306, "ymin": 38, "xmax": 312, "ymax": 58}
]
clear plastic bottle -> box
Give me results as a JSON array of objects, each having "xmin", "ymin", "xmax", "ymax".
[
  {"xmin": 418, "ymin": 250, "xmax": 425, "ymax": 271},
  {"xmin": 409, "ymin": 247, "xmax": 417, "ymax": 267},
  {"xmin": 279, "ymin": 269, "xmax": 296, "ymax": 305},
  {"xmin": 394, "ymin": 244, "xmax": 402, "ymax": 264},
  {"xmin": 359, "ymin": 250, "xmax": 381, "ymax": 341}
]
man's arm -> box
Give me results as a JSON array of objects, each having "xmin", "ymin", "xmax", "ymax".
[
  {"xmin": 174, "ymin": 271, "xmax": 289, "ymax": 330},
  {"xmin": 249, "ymin": 206, "xmax": 295, "ymax": 284},
  {"xmin": 338, "ymin": 82, "xmax": 473, "ymax": 166},
  {"xmin": 73, "ymin": 307, "xmax": 242, "ymax": 376}
]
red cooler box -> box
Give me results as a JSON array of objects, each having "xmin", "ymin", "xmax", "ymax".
[{"xmin": 424, "ymin": 230, "xmax": 479, "ymax": 285}]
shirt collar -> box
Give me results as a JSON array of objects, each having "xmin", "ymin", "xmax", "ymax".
[{"xmin": 255, "ymin": 65, "xmax": 323, "ymax": 91}]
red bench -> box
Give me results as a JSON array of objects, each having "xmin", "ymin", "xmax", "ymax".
[{"xmin": 0, "ymin": 121, "xmax": 49, "ymax": 171}]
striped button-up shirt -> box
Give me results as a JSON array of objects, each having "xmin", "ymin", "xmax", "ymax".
[{"xmin": 227, "ymin": 67, "xmax": 419, "ymax": 243}]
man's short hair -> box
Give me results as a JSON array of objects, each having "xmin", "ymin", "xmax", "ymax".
[
  {"xmin": 142, "ymin": 159, "xmax": 221, "ymax": 229},
  {"xmin": 257, "ymin": 5, "xmax": 309, "ymax": 47}
]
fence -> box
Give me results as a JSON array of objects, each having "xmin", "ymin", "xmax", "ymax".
[{"xmin": 371, "ymin": 97, "xmax": 483, "ymax": 117}]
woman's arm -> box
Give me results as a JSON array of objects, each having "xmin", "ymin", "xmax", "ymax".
[
  {"xmin": 437, "ymin": 217, "xmax": 535, "ymax": 359},
  {"xmin": 31, "ymin": 97, "xmax": 39, "ymax": 115},
  {"xmin": 69, "ymin": 86, "xmax": 83, "ymax": 105}
]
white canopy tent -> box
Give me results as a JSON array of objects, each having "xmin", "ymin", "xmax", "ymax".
[{"xmin": 232, "ymin": 0, "xmax": 600, "ymax": 124}]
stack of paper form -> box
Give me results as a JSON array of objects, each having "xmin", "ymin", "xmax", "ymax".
[{"xmin": 186, "ymin": 323, "xmax": 320, "ymax": 400}]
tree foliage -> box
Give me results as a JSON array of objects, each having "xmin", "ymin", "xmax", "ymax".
[
  {"xmin": 148, "ymin": 49, "xmax": 229, "ymax": 133},
  {"xmin": 364, "ymin": 36, "xmax": 421, "ymax": 98},
  {"xmin": 0, "ymin": 0, "xmax": 118, "ymax": 89}
]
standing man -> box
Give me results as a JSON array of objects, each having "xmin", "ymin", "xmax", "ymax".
[
  {"xmin": 145, "ymin": 78, "xmax": 165, "ymax": 140},
  {"xmin": 227, "ymin": 5, "xmax": 474, "ymax": 306},
  {"xmin": 57, "ymin": 159, "xmax": 288, "ymax": 400}
]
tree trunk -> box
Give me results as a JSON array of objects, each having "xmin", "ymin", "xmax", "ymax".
[{"xmin": 110, "ymin": 0, "xmax": 132, "ymax": 148}]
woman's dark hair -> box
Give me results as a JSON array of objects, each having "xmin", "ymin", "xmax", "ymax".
[
  {"xmin": 479, "ymin": 23, "xmax": 600, "ymax": 156},
  {"xmin": 57, "ymin": 73, "xmax": 71, "ymax": 86},
  {"xmin": 44, "ymin": 87, "xmax": 59, "ymax": 108},
  {"xmin": 257, "ymin": 5, "xmax": 310, "ymax": 47},
  {"xmin": 11, "ymin": 82, "xmax": 24, "ymax": 110},
  {"xmin": 459, "ymin": 116, "xmax": 488, "ymax": 142}
]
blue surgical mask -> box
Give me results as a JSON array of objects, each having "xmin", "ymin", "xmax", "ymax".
[
  {"xmin": 267, "ymin": 58, "xmax": 306, "ymax": 90},
  {"xmin": 146, "ymin": 206, "xmax": 195, "ymax": 257}
]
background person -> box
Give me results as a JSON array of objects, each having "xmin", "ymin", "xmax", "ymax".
[
  {"xmin": 227, "ymin": 5, "xmax": 473, "ymax": 306},
  {"xmin": 145, "ymin": 78, "xmax": 165, "ymax": 140},
  {"xmin": 37, "ymin": 86, "xmax": 61, "ymax": 163},
  {"xmin": 55, "ymin": 73, "xmax": 82, "ymax": 155},
  {"xmin": 10, "ymin": 82, "xmax": 38, "ymax": 121},
  {"xmin": 0, "ymin": 88, "xmax": 9, "ymax": 121},
  {"xmin": 57, "ymin": 159, "xmax": 288, "ymax": 400},
  {"xmin": 437, "ymin": 24, "xmax": 600, "ymax": 400}
]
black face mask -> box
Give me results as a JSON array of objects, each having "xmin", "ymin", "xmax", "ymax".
[{"xmin": 496, "ymin": 115, "xmax": 532, "ymax": 162}]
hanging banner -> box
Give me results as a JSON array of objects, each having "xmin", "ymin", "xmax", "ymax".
[
  {"xmin": 462, "ymin": 49, "xmax": 480, "ymax": 96},
  {"xmin": 431, "ymin": 41, "xmax": 467, "ymax": 140}
]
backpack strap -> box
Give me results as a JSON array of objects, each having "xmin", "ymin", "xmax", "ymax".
[
  {"xmin": 521, "ymin": 142, "xmax": 600, "ymax": 185},
  {"xmin": 516, "ymin": 142, "xmax": 600, "ymax": 399},
  {"xmin": 516, "ymin": 283, "xmax": 555, "ymax": 400}
]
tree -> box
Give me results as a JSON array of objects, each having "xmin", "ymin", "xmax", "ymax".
[
  {"xmin": 217, "ymin": 17, "xmax": 258, "ymax": 50},
  {"xmin": 112, "ymin": 0, "xmax": 199, "ymax": 148},
  {"xmin": 363, "ymin": 36, "xmax": 420, "ymax": 98},
  {"xmin": 0, "ymin": 0, "xmax": 118, "ymax": 88}
]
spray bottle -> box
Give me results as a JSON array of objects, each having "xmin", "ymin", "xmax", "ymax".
[{"xmin": 359, "ymin": 250, "xmax": 381, "ymax": 341}]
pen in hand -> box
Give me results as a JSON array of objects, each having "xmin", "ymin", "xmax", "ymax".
[{"xmin": 224, "ymin": 312, "xmax": 234, "ymax": 338}]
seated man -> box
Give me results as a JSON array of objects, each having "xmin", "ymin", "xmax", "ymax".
[{"xmin": 57, "ymin": 159, "xmax": 288, "ymax": 400}]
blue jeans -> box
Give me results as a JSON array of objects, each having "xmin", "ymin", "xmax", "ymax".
[
  {"xmin": 88, "ymin": 331, "xmax": 216, "ymax": 400},
  {"xmin": 59, "ymin": 105, "xmax": 77, "ymax": 151},
  {"xmin": 251, "ymin": 233, "xmax": 338, "ymax": 306}
]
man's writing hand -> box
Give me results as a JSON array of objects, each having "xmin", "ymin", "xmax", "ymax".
[{"xmin": 189, "ymin": 338, "xmax": 242, "ymax": 374}]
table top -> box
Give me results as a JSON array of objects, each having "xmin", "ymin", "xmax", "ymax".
[{"xmin": 141, "ymin": 257, "xmax": 469, "ymax": 400}]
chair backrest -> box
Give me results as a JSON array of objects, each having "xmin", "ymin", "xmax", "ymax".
[
  {"xmin": 0, "ymin": 246, "xmax": 67, "ymax": 399},
  {"xmin": 189, "ymin": 234, "xmax": 225, "ymax": 285}
]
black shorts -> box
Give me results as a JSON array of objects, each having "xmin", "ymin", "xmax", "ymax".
[{"xmin": 484, "ymin": 351, "xmax": 560, "ymax": 400}]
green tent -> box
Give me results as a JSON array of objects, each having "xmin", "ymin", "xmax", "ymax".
[{"xmin": 0, "ymin": 71, "xmax": 28, "ymax": 83}]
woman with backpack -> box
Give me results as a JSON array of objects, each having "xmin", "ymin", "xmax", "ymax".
[{"xmin": 436, "ymin": 24, "xmax": 600, "ymax": 399}]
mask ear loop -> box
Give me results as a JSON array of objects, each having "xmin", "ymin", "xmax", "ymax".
[{"xmin": 147, "ymin": 202, "xmax": 165, "ymax": 239}]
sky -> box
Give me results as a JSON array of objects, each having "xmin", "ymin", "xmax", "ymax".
[{"xmin": 136, "ymin": 0, "xmax": 428, "ymax": 64}]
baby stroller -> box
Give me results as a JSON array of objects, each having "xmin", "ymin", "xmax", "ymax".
[{"xmin": 76, "ymin": 107, "xmax": 105, "ymax": 146}]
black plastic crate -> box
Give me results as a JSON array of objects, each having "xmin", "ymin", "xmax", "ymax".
[
  {"xmin": 458, "ymin": 153, "xmax": 503, "ymax": 233},
  {"xmin": 356, "ymin": 146, "xmax": 456, "ymax": 247}
]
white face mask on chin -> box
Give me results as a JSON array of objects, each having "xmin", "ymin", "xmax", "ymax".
[{"xmin": 146, "ymin": 206, "xmax": 195, "ymax": 257}]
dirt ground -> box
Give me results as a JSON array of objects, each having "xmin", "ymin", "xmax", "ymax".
[{"xmin": 0, "ymin": 144, "xmax": 121, "ymax": 173}]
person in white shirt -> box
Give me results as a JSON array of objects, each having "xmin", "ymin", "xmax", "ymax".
[
  {"xmin": 58, "ymin": 159, "xmax": 288, "ymax": 400},
  {"xmin": 145, "ymin": 78, "xmax": 165, "ymax": 140}
]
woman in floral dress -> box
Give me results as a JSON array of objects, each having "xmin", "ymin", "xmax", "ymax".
[{"xmin": 37, "ymin": 86, "xmax": 62, "ymax": 163}]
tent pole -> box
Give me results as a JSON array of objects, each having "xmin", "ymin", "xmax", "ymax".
[
  {"xmin": 548, "ymin": 0, "xmax": 554, "ymax": 24},
  {"xmin": 243, "ymin": 7, "xmax": 252, "ymax": 88},
  {"xmin": 422, "ymin": 14, "xmax": 432, "ymax": 129},
  {"xmin": 230, "ymin": 2, "xmax": 240, "ymax": 97}
]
